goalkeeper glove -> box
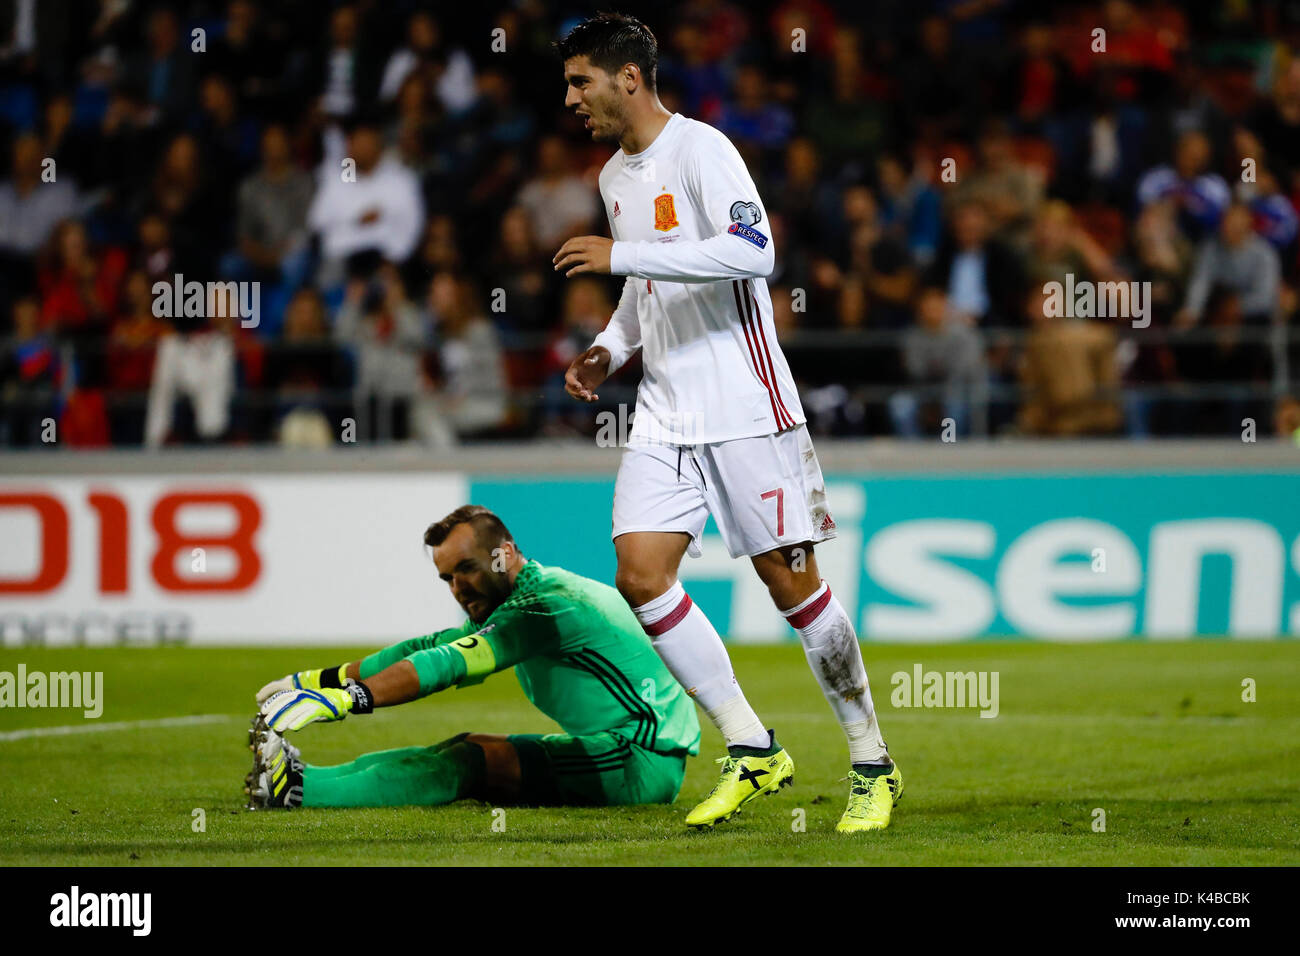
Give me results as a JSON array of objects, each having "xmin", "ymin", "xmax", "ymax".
[
  {"xmin": 260, "ymin": 681, "xmax": 374, "ymax": 733},
  {"xmin": 255, "ymin": 664, "xmax": 353, "ymax": 705}
]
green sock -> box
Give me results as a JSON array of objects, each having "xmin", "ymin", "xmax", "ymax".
[
  {"xmin": 301, "ymin": 742, "xmax": 485, "ymax": 808},
  {"xmin": 304, "ymin": 749, "xmax": 407, "ymax": 781},
  {"xmin": 726, "ymin": 730, "xmax": 778, "ymax": 758},
  {"xmin": 301, "ymin": 734, "xmax": 472, "ymax": 782}
]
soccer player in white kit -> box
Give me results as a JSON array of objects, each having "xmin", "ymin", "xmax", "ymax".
[{"xmin": 552, "ymin": 13, "xmax": 902, "ymax": 832}]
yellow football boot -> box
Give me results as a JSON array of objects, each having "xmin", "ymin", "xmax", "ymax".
[
  {"xmin": 835, "ymin": 762, "xmax": 903, "ymax": 833},
  {"xmin": 685, "ymin": 738, "xmax": 794, "ymax": 829}
]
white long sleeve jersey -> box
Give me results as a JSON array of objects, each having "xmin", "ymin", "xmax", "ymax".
[{"xmin": 591, "ymin": 113, "xmax": 805, "ymax": 446}]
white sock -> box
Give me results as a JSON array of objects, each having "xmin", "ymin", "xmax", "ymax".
[
  {"xmin": 634, "ymin": 582, "xmax": 770, "ymax": 750},
  {"xmin": 784, "ymin": 581, "xmax": 888, "ymax": 764}
]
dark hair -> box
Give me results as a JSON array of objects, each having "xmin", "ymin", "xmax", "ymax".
[
  {"xmin": 554, "ymin": 12, "xmax": 658, "ymax": 92},
  {"xmin": 424, "ymin": 505, "xmax": 516, "ymax": 551},
  {"xmin": 341, "ymin": 110, "xmax": 383, "ymax": 136}
]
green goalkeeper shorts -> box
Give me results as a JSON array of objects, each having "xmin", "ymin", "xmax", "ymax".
[{"xmin": 508, "ymin": 731, "xmax": 687, "ymax": 806}]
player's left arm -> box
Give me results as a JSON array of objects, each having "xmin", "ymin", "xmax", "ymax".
[
  {"xmin": 354, "ymin": 618, "xmax": 484, "ymax": 699},
  {"xmin": 393, "ymin": 605, "xmax": 562, "ymax": 698},
  {"xmin": 253, "ymin": 620, "xmax": 477, "ymax": 706},
  {"xmin": 260, "ymin": 607, "xmax": 564, "ymax": 732},
  {"xmin": 256, "ymin": 653, "xmax": 438, "ymax": 733}
]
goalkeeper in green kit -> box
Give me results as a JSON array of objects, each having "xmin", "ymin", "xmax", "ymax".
[{"xmin": 245, "ymin": 505, "xmax": 700, "ymax": 810}]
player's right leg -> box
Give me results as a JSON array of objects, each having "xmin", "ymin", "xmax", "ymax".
[
  {"xmin": 613, "ymin": 531, "xmax": 793, "ymax": 827},
  {"xmin": 246, "ymin": 731, "xmax": 505, "ymax": 809},
  {"xmin": 615, "ymin": 531, "xmax": 770, "ymax": 756},
  {"xmin": 611, "ymin": 443, "xmax": 793, "ymax": 827}
]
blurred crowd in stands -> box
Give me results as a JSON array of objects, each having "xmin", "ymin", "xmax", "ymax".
[{"xmin": 2, "ymin": 0, "xmax": 1300, "ymax": 448}]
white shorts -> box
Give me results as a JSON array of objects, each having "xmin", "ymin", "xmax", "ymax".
[{"xmin": 612, "ymin": 424, "xmax": 837, "ymax": 559}]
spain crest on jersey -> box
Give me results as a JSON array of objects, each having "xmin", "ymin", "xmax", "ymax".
[{"xmin": 653, "ymin": 192, "xmax": 679, "ymax": 231}]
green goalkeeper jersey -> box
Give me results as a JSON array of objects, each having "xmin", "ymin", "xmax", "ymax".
[{"xmin": 357, "ymin": 560, "xmax": 700, "ymax": 757}]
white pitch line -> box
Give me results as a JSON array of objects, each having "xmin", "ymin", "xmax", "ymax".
[{"xmin": 0, "ymin": 713, "xmax": 236, "ymax": 742}]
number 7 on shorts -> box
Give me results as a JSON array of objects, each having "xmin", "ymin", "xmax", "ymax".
[{"xmin": 761, "ymin": 488, "xmax": 784, "ymax": 537}]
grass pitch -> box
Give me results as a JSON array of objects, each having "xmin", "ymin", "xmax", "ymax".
[{"xmin": 0, "ymin": 641, "xmax": 1296, "ymax": 866}]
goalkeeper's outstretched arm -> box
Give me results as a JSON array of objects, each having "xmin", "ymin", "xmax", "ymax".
[
  {"xmin": 254, "ymin": 622, "xmax": 477, "ymax": 705},
  {"xmin": 257, "ymin": 614, "xmax": 542, "ymax": 732},
  {"xmin": 257, "ymin": 640, "xmax": 473, "ymax": 733}
]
